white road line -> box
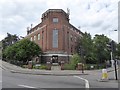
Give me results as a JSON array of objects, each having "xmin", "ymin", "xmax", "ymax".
[
  {"xmin": 0, "ymin": 81, "xmax": 2, "ymax": 83},
  {"xmin": 18, "ymin": 84, "xmax": 36, "ymax": 88},
  {"xmin": 74, "ymin": 76, "xmax": 90, "ymax": 88}
]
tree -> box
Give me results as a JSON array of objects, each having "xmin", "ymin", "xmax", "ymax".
[
  {"xmin": 116, "ymin": 43, "xmax": 120, "ymax": 58},
  {"xmin": 76, "ymin": 32, "xmax": 96, "ymax": 64},
  {"xmin": 93, "ymin": 34, "xmax": 110, "ymax": 64},
  {"xmin": 2, "ymin": 33, "xmax": 20, "ymax": 50},
  {"xmin": 0, "ymin": 41, "xmax": 2, "ymax": 59},
  {"xmin": 3, "ymin": 39, "xmax": 42, "ymax": 65},
  {"xmin": 70, "ymin": 54, "xmax": 81, "ymax": 67}
]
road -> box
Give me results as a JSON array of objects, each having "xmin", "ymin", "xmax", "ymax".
[
  {"xmin": 0, "ymin": 60, "xmax": 119, "ymax": 90},
  {"xmin": 2, "ymin": 70, "xmax": 86, "ymax": 89},
  {"xmin": 1, "ymin": 69, "xmax": 119, "ymax": 89}
]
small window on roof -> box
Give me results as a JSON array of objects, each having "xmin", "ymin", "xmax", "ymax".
[{"xmin": 53, "ymin": 18, "xmax": 58, "ymax": 23}]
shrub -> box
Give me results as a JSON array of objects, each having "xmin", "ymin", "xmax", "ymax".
[
  {"xmin": 84, "ymin": 64, "xmax": 106, "ymax": 70},
  {"xmin": 22, "ymin": 65, "xmax": 28, "ymax": 68},
  {"xmin": 33, "ymin": 64, "xmax": 47, "ymax": 70},
  {"xmin": 64, "ymin": 54, "xmax": 82, "ymax": 70},
  {"xmin": 3, "ymin": 39, "xmax": 42, "ymax": 64},
  {"xmin": 70, "ymin": 54, "xmax": 81, "ymax": 68},
  {"xmin": 64, "ymin": 64, "xmax": 75, "ymax": 70},
  {"xmin": 39, "ymin": 65, "xmax": 47, "ymax": 69}
]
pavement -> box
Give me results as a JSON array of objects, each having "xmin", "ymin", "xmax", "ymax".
[{"xmin": 1, "ymin": 60, "xmax": 118, "ymax": 76}]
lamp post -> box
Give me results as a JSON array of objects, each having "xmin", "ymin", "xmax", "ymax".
[
  {"xmin": 108, "ymin": 29, "xmax": 118, "ymax": 80},
  {"xmin": 108, "ymin": 30, "xmax": 117, "ymax": 62},
  {"xmin": 118, "ymin": 29, "xmax": 120, "ymax": 43},
  {"xmin": 108, "ymin": 30, "xmax": 117, "ymax": 38}
]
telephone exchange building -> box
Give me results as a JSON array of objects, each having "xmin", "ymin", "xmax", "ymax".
[{"xmin": 26, "ymin": 9, "xmax": 83, "ymax": 64}]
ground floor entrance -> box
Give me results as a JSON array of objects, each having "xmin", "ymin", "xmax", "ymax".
[
  {"xmin": 51, "ymin": 55, "xmax": 58, "ymax": 63},
  {"xmin": 41, "ymin": 53, "xmax": 72, "ymax": 64}
]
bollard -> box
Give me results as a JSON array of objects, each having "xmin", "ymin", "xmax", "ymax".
[{"xmin": 102, "ymin": 69, "xmax": 108, "ymax": 80}]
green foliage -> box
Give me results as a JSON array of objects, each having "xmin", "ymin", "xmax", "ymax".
[
  {"xmin": 93, "ymin": 34, "xmax": 110, "ymax": 63},
  {"xmin": 3, "ymin": 39, "xmax": 42, "ymax": 65},
  {"xmin": 64, "ymin": 64, "xmax": 75, "ymax": 70},
  {"xmin": 0, "ymin": 41, "xmax": 2, "ymax": 59},
  {"xmin": 84, "ymin": 64, "xmax": 106, "ymax": 70},
  {"xmin": 39, "ymin": 65, "xmax": 47, "ymax": 69},
  {"xmin": 33, "ymin": 65, "xmax": 47, "ymax": 70},
  {"xmin": 2, "ymin": 33, "xmax": 20, "ymax": 50},
  {"xmin": 64, "ymin": 54, "xmax": 81, "ymax": 70},
  {"xmin": 76, "ymin": 33, "xmax": 115, "ymax": 64},
  {"xmin": 22, "ymin": 65, "xmax": 28, "ymax": 68},
  {"xmin": 3, "ymin": 46, "xmax": 16, "ymax": 60},
  {"xmin": 116, "ymin": 43, "xmax": 120, "ymax": 58},
  {"xmin": 76, "ymin": 32, "xmax": 97, "ymax": 64},
  {"xmin": 70, "ymin": 54, "xmax": 81, "ymax": 67}
]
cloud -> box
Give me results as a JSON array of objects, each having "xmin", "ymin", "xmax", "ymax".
[{"xmin": 0, "ymin": 0, "xmax": 119, "ymax": 42}]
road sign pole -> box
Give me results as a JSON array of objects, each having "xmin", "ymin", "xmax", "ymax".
[
  {"xmin": 114, "ymin": 59, "xmax": 118, "ymax": 80},
  {"xmin": 110, "ymin": 52, "xmax": 113, "ymax": 60}
]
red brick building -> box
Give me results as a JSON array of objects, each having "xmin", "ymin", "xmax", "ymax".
[{"xmin": 26, "ymin": 9, "xmax": 83, "ymax": 64}]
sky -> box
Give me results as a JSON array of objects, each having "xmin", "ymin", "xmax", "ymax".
[{"xmin": 0, "ymin": 0, "xmax": 119, "ymax": 42}]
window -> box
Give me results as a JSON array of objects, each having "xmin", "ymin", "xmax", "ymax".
[
  {"xmin": 75, "ymin": 36, "xmax": 77, "ymax": 42},
  {"xmin": 38, "ymin": 34, "xmax": 40, "ymax": 40},
  {"xmin": 34, "ymin": 35, "xmax": 36, "ymax": 41},
  {"xmin": 53, "ymin": 18, "xmax": 58, "ymax": 23},
  {"xmin": 67, "ymin": 32, "xmax": 69, "ymax": 49},
  {"xmin": 42, "ymin": 31, "xmax": 44, "ymax": 39},
  {"xmin": 70, "ymin": 34, "xmax": 73, "ymax": 41},
  {"xmin": 30, "ymin": 37, "xmax": 33, "ymax": 41},
  {"xmin": 53, "ymin": 29, "xmax": 58, "ymax": 48},
  {"xmin": 71, "ymin": 46, "xmax": 73, "ymax": 54}
]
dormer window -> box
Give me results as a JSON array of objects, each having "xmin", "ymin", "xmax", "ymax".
[{"xmin": 53, "ymin": 18, "xmax": 58, "ymax": 23}]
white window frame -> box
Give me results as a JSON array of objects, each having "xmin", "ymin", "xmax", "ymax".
[
  {"xmin": 38, "ymin": 33, "xmax": 40, "ymax": 40},
  {"xmin": 34, "ymin": 35, "xmax": 36, "ymax": 41},
  {"xmin": 53, "ymin": 18, "xmax": 58, "ymax": 23},
  {"xmin": 52, "ymin": 29, "xmax": 58, "ymax": 48}
]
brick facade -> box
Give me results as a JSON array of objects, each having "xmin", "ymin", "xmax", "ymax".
[{"xmin": 25, "ymin": 9, "xmax": 83, "ymax": 64}]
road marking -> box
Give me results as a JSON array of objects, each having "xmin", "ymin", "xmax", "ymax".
[
  {"xmin": 0, "ymin": 81, "xmax": 2, "ymax": 83},
  {"xmin": 74, "ymin": 76, "xmax": 90, "ymax": 88},
  {"xmin": 18, "ymin": 84, "xmax": 36, "ymax": 88}
]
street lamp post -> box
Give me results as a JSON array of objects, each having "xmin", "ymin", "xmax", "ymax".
[
  {"xmin": 108, "ymin": 30, "xmax": 117, "ymax": 62},
  {"xmin": 111, "ymin": 40, "xmax": 118, "ymax": 80},
  {"xmin": 108, "ymin": 30, "xmax": 118, "ymax": 80}
]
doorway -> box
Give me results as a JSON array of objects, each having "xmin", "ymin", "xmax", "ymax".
[{"xmin": 52, "ymin": 55, "xmax": 58, "ymax": 63}]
